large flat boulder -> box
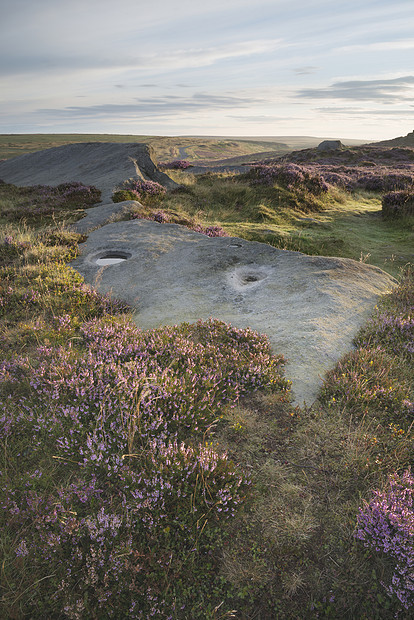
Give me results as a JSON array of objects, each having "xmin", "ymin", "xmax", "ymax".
[
  {"xmin": 0, "ymin": 142, "xmax": 177, "ymax": 202},
  {"xmin": 70, "ymin": 219, "xmax": 397, "ymax": 405}
]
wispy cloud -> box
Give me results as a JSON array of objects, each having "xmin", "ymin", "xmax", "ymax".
[
  {"xmin": 0, "ymin": 39, "xmax": 285, "ymax": 77},
  {"xmin": 336, "ymin": 39, "xmax": 414, "ymax": 53},
  {"xmin": 298, "ymin": 76, "xmax": 414, "ymax": 103},
  {"xmin": 316, "ymin": 106, "xmax": 414, "ymax": 116},
  {"xmin": 229, "ymin": 114, "xmax": 297, "ymax": 123},
  {"xmin": 37, "ymin": 93, "xmax": 262, "ymax": 120},
  {"xmin": 293, "ymin": 66, "xmax": 319, "ymax": 75},
  {"xmin": 139, "ymin": 39, "xmax": 285, "ymax": 70}
]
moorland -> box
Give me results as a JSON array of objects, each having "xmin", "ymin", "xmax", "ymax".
[{"xmin": 0, "ymin": 133, "xmax": 413, "ymax": 619}]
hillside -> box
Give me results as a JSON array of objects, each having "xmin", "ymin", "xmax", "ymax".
[{"xmin": 373, "ymin": 129, "xmax": 414, "ymax": 147}]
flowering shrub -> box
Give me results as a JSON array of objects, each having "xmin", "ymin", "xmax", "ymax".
[
  {"xmin": 112, "ymin": 189, "xmax": 141, "ymax": 203},
  {"xmin": 358, "ymin": 313, "xmax": 414, "ymax": 361},
  {"xmin": 382, "ymin": 190, "xmax": 414, "ymax": 218},
  {"xmin": 55, "ymin": 181, "xmax": 102, "ymax": 205},
  {"xmin": 130, "ymin": 209, "xmax": 228, "ymax": 237},
  {"xmin": 356, "ymin": 469, "xmax": 414, "ymax": 610},
  {"xmin": 356, "ymin": 277, "xmax": 414, "ymax": 361},
  {"xmin": 192, "ymin": 224, "xmax": 228, "ymax": 237},
  {"xmin": 0, "ymin": 182, "xmax": 101, "ymax": 220},
  {"xmin": 152, "ymin": 210, "xmax": 170, "ymax": 223},
  {"xmin": 159, "ymin": 160, "xmax": 191, "ymax": 170},
  {"xmin": 122, "ymin": 179, "xmax": 166, "ymax": 201},
  {"xmin": 0, "ymin": 233, "xmax": 30, "ymax": 263},
  {"xmin": 359, "ymin": 173, "xmax": 414, "ymax": 192},
  {"xmin": 0, "ymin": 262, "xmax": 129, "ymax": 320},
  {"xmin": 245, "ymin": 163, "xmax": 328, "ymax": 195},
  {"xmin": 0, "ymin": 314, "xmax": 288, "ymax": 617}
]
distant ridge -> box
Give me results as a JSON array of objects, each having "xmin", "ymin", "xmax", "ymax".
[{"xmin": 373, "ymin": 130, "xmax": 414, "ymax": 147}]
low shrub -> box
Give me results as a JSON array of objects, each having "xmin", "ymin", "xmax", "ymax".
[
  {"xmin": 121, "ymin": 179, "xmax": 167, "ymax": 204},
  {"xmin": 0, "ymin": 316, "xmax": 288, "ymax": 617},
  {"xmin": 359, "ymin": 173, "xmax": 414, "ymax": 193},
  {"xmin": 159, "ymin": 160, "xmax": 192, "ymax": 170},
  {"xmin": 245, "ymin": 163, "xmax": 329, "ymax": 196},
  {"xmin": 112, "ymin": 189, "xmax": 141, "ymax": 203},
  {"xmin": 130, "ymin": 208, "xmax": 228, "ymax": 237},
  {"xmin": 356, "ymin": 469, "xmax": 414, "ymax": 611},
  {"xmin": 382, "ymin": 190, "xmax": 414, "ymax": 218},
  {"xmin": 0, "ymin": 181, "xmax": 101, "ymax": 221},
  {"xmin": 319, "ymin": 346, "xmax": 413, "ymax": 423}
]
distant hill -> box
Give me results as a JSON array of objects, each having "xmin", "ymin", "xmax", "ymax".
[
  {"xmin": 373, "ymin": 130, "xmax": 414, "ymax": 147},
  {"xmin": 0, "ymin": 134, "xmax": 368, "ymax": 163}
]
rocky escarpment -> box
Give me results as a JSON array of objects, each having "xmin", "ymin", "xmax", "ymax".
[{"xmin": 0, "ymin": 142, "xmax": 177, "ymax": 202}]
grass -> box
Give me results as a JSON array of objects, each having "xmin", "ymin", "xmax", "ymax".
[
  {"xmin": 0, "ymin": 157, "xmax": 413, "ymax": 618},
  {"xmin": 143, "ymin": 170, "xmax": 414, "ymax": 278}
]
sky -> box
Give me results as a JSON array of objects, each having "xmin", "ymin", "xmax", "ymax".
[{"xmin": 1, "ymin": 0, "xmax": 414, "ymax": 140}]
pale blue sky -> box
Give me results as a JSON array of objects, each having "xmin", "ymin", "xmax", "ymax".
[{"xmin": 1, "ymin": 0, "xmax": 413, "ymax": 139}]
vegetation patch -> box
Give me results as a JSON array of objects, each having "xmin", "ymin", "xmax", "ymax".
[
  {"xmin": 382, "ymin": 189, "xmax": 414, "ymax": 219},
  {"xmin": 0, "ymin": 144, "xmax": 413, "ymax": 617}
]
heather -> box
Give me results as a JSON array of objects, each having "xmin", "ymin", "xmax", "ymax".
[
  {"xmin": 0, "ymin": 181, "xmax": 101, "ymax": 223},
  {"xmin": 1, "ymin": 314, "xmax": 287, "ymax": 617},
  {"xmin": 242, "ymin": 162, "xmax": 329, "ymax": 195},
  {"xmin": 159, "ymin": 160, "xmax": 192, "ymax": 170},
  {"xmin": 356, "ymin": 469, "xmax": 414, "ymax": 611},
  {"xmin": 0, "ymin": 167, "xmax": 413, "ymax": 617},
  {"xmin": 116, "ymin": 179, "xmax": 167, "ymax": 204},
  {"xmin": 0, "ymin": 181, "xmax": 290, "ymax": 617},
  {"xmin": 382, "ymin": 190, "xmax": 414, "ymax": 219}
]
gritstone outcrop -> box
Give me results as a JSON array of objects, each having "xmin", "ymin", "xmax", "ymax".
[{"xmin": 0, "ymin": 142, "xmax": 178, "ymax": 202}]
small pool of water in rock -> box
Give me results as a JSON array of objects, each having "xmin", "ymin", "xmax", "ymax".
[{"xmin": 96, "ymin": 251, "xmax": 131, "ymax": 266}]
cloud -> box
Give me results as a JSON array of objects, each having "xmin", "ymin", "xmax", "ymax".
[
  {"xmin": 293, "ymin": 66, "xmax": 319, "ymax": 75},
  {"xmin": 298, "ymin": 76, "xmax": 414, "ymax": 103},
  {"xmin": 317, "ymin": 106, "xmax": 414, "ymax": 116},
  {"xmin": 228, "ymin": 114, "xmax": 297, "ymax": 123},
  {"xmin": 336, "ymin": 39, "xmax": 414, "ymax": 53},
  {"xmin": 0, "ymin": 39, "xmax": 285, "ymax": 77},
  {"xmin": 139, "ymin": 39, "xmax": 285, "ymax": 70},
  {"xmin": 37, "ymin": 93, "xmax": 262, "ymax": 120}
]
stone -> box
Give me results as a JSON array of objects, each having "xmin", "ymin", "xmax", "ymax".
[
  {"xmin": 71, "ymin": 200, "xmax": 142, "ymax": 234},
  {"xmin": 0, "ymin": 142, "xmax": 177, "ymax": 203},
  {"xmin": 317, "ymin": 140, "xmax": 344, "ymax": 152},
  {"xmin": 70, "ymin": 219, "xmax": 397, "ymax": 406}
]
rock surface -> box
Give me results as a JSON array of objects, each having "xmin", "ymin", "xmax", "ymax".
[
  {"xmin": 317, "ymin": 140, "xmax": 344, "ymax": 151},
  {"xmin": 71, "ymin": 200, "xmax": 141, "ymax": 234},
  {"xmin": 70, "ymin": 218, "xmax": 397, "ymax": 405},
  {"xmin": 0, "ymin": 142, "xmax": 177, "ymax": 202}
]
